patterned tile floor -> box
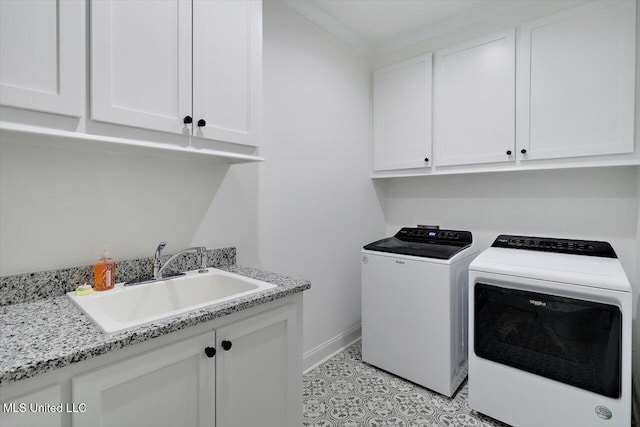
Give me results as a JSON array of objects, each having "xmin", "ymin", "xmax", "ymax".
[{"xmin": 303, "ymin": 341, "xmax": 508, "ymax": 427}]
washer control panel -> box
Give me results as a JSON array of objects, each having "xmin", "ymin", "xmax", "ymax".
[{"xmin": 396, "ymin": 228, "xmax": 472, "ymax": 245}]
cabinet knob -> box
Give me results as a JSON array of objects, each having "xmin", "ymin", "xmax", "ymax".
[
  {"xmin": 506, "ymin": 150, "xmax": 512, "ymax": 156},
  {"xmin": 221, "ymin": 340, "xmax": 232, "ymax": 351},
  {"xmin": 521, "ymin": 149, "xmax": 527, "ymax": 154},
  {"xmin": 204, "ymin": 346, "xmax": 216, "ymax": 358},
  {"xmin": 424, "ymin": 157, "xmax": 429, "ymax": 163},
  {"xmin": 183, "ymin": 115, "xmax": 193, "ymax": 124},
  {"xmin": 197, "ymin": 119, "xmax": 207, "ymax": 127}
]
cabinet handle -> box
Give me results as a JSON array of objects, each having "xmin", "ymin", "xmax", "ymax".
[
  {"xmin": 204, "ymin": 346, "xmax": 216, "ymax": 358},
  {"xmin": 424, "ymin": 157, "xmax": 429, "ymax": 162},
  {"xmin": 183, "ymin": 115, "xmax": 193, "ymax": 124},
  {"xmin": 221, "ymin": 340, "xmax": 232, "ymax": 351},
  {"xmin": 197, "ymin": 119, "xmax": 207, "ymax": 127},
  {"xmin": 506, "ymin": 150, "xmax": 512, "ymax": 156},
  {"xmin": 521, "ymin": 149, "xmax": 527, "ymax": 154}
]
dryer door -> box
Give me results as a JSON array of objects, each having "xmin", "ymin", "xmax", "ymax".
[{"xmin": 474, "ymin": 283, "xmax": 622, "ymax": 398}]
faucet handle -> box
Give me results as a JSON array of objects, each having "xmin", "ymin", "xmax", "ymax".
[
  {"xmin": 153, "ymin": 242, "xmax": 167, "ymax": 279},
  {"xmin": 198, "ymin": 247, "xmax": 208, "ymax": 273},
  {"xmin": 156, "ymin": 242, "xmax": 167, "ymax": 255}
]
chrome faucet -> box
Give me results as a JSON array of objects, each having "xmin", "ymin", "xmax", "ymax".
[{"xmin": 154, "ymin": 245, "xmax": 208, "ymax": 279}]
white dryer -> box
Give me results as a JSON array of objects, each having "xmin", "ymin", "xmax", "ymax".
[
  {"xmin": 469, "ymin": 235, "xmax": 632, "ymax": 427},
  {"xmin": 362, "ymin": 228, "xmax": 478, "ymax": 397}
]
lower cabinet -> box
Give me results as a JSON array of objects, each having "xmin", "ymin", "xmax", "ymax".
[
  {"xmin": 72, "ymin": 332, "xmax": 216, "ymax": 427},
  {"xmin": 0, "ymin": 384, "xmax": 64, "ymax": 427},
  {"xmin": 72, "ymin": 302, "xmax": 299, "ymax": 427},
  {"xmin": 1, "ymin": 297, "xmax": 301, "ymax": 427},
  {"xmin": 216, "ymin": 303, "xmax": 298, "ymax": 427}
]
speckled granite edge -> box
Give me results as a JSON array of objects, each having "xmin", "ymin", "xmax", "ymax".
[
  {"xmin": 0, "ymin": 264, "xmax": 310, "ymax": 386},
  {"xmin": 0, "ymin": 248, "xmax": 236, "ymax": 306}
]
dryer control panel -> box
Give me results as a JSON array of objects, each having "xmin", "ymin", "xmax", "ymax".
[{"xmin": 492, "ymin": 235, "xmax": 617, "ymax": 258}]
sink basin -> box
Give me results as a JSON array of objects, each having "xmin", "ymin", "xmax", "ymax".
[{"xmin": 68, "ymin": 268, "xmax": 277, "ymax": 334}]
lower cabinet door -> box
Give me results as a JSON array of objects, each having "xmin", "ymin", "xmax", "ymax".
[
  {"xmin": 72, "ymin": 331, "xmax": 216, "ymax": 427},
  {"xmin": 215, "ymin": 303, "xmax": 300, "ymax": 427},
  {"xmin": 0, "ymin": 384, "xmax": 64, "ymax": 427}
]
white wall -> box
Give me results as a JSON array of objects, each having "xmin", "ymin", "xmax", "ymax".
[
  {"xmin": 0, "ymin": 135, "xmax": 259, "ymax": 275},
  {"xmin": 259, "ymin": 1, "xmax": 384, "ymax": 361},
  {"xmin": 634, "ymin": 0, "xmax": 640, "ymax": 393},
  {"xmin": 635, "ymin": 168, "xmax": 640, "ymax": 392},
  {"xmin": 191, "ymin": 163, "xmax": 260, "ymax": 267}
]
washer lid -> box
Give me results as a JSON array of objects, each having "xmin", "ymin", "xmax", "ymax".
[
  {"xmin": 470, "ymin": 247, "xmax": 631, "ymax": 292},
  {"xmin": 363, "ymin": 228, "xmax": 472, "ymax": 260}
]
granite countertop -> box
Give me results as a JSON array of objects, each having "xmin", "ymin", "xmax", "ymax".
[{"xmin": 0, "ymin": 265, "xmax": 310, "ymax": 386}]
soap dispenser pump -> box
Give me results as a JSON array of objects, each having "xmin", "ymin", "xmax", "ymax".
[{"xmin": 94, "ymin": 249, "xmax": 116, "ymax": 291}]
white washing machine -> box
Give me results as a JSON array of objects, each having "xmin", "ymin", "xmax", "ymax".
[
  {"xmin": 361, "ymin": 227, "xmax": 478, "ymax": 397},
  {"xmin": 469, "ymin": 235, "xmax": 632, "ymax": 427}
]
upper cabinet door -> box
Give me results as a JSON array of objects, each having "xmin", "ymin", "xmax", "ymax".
[
  {"xmin": 192, "ymin": 0, "xmax": 262, "ymax": 146},
  {"xmin": 0, "ymin": 0, "xmax": 84, "ymax": 116},
  {"xmin": 373, "ymin": 54, "xmax": 433, "ymax": 172},
  {"xmin": 517, "ymin": 1, "xmax": 635, "ymax": 161},
  {"xmin": 434, "ymin": 29, "xmax": 515, "ymax": 167},
  {"xmin": 90, "ymin": 0, "xmax": 192, "ymax": 134}
]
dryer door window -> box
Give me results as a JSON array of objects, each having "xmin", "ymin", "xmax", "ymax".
[{"xmin": 474, "ymin": 283, "xmax": 622, "ymax": 398}]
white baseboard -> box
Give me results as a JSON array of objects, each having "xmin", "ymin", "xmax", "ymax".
[
  {"xmin": 303, "ymin": 323, "xmax": 361, "ymax": 373},
  {"xmin": 633, "ymin": 374, "xmax": 639, "ymax": 426}
]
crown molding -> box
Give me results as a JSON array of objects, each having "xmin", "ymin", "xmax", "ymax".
[{"xmin": 279, "ymin": 0, "xmax": 374, "ymax": 56}]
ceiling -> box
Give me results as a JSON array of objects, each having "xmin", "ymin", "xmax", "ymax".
[
  {"xmin": 280, "ymin": 0, "xmax": 588, "ymax": 57},
  {"xmin": 303, "ymin": 0, "xmax": 495, "ymax": 44}
]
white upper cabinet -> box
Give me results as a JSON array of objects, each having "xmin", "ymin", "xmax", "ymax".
[
  {"xmin": 373, "ymin": 54, "xmax": 432, "ymax": 171},
  {"xmin": 434, "ymin": 29, "xmax": 515, "ymax": 167},
  {"xmin": 517, "ymin": 1, "xmax": 636, "ymax": 161},
  {"xmin": 193, "ymin": 0, "xmax": 262, "ymax": 146},
  {"xmin": 0, "ymin": 0, "xmax": 84, "ymax": 116},
  {"xmin": 91, "ymin": 0, "xmax": 192, "ymax": 135},
  {"xmin": 91, "ymin": 0, "xmax": 262, "ymax": 146}
]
